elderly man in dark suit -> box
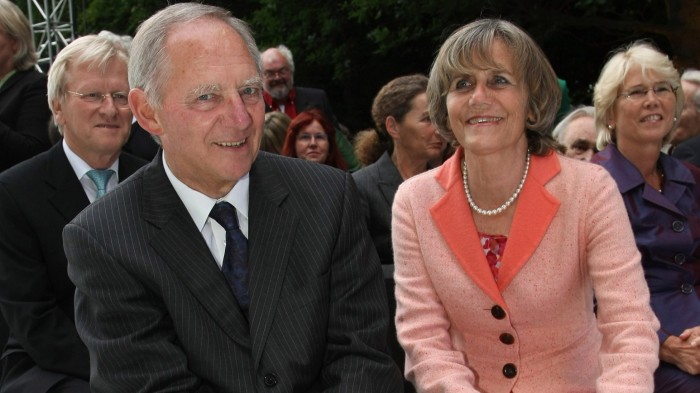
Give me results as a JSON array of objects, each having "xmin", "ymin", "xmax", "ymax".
[
  {"xmin": 0, "ymin": 34, "xmax": 146, "ymax": 392},
  {"xmin": 63, "ymin": 4, "xmax": 402, "ymax": 392},
  {"xmin": 261, "ymin": 44, "xmax": 360, "ymax": 171}
]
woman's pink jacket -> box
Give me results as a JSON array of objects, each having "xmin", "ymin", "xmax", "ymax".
[{"xmin": 392, "ymin": 148, "xmax": 659, "ymax": 393}]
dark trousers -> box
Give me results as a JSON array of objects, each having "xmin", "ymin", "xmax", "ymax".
[
  {"xmin": 0, "ymin": 352, "xmax": 89, "ymax": 393},
  {"xmin": 654, "ymin": 361, "xmax": 700, "ymax": 393}
]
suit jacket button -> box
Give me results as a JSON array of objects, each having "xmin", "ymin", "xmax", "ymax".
[
  {"xmin": 672, "ymin": 220, "xmax": 685, "ymax": 232},
  {"xmin": 491, "ymin": 305, "xmax": 506, "ymax": 320},
  {"xmin": 674, "ymin": 253, "xmax": 686, "ymax": 264},
  {"xmin": 263, "ymin": 373, "xmax": 278, "ymax": 387},
  {"xmin": 681, "ymin": 283, "xmax": 694, "ymax": 295},
  {"xmin": 499, "ymin": 333, "xmax": 515, "ymax": 345},
  {"xmin": 502, "ymin": 363, "xmax": 517, "ymax": 378}
]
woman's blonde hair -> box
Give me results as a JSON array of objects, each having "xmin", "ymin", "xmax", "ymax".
[
  {"xmin": 262, "ymin": 111, "xmax": 291, "ymax": 154},
  {"xmin": 0, "ymin": 0, "xmax": 38, "ymax": 71}
]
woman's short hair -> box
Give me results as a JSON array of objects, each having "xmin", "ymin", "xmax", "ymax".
[
  {"xmin": 0, "ymin": 0, "xmax": 38, "ymax": 71},
  {"xmin": 129, "ymin": 3, "xmax": 261, "ymax": 110},
  {"xmin": 47, "ymin": 35, "xmax": 129, "ymax": 116},
  {"xmin": 594, "ymin": 41, "xmax": 683, "ymax": 150},
  {"xmin": 354, "ymin": 74, "xmax": 429, "ymax": 166},
  {"xmin": 262, "ymin": 111, "xmax": 291, "ymax": 154},
  {"xmin": 282, "ymin": 108, "xmax": 347, "ymax": 170},
  {"xmin": 427, "ymin": 18, "xmax": 561, "ymax": 155}
]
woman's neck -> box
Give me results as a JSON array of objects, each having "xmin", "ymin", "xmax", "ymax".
[
  {"xmin": 463, "ymin": 143, "xmax": 528, "ymax": 201},
  {"xmin": 617, "ymin": 140, "xmax": 661, "ymax": 178},
  {"xmin": 391, "ymin": 148, "xmax": 429, "ymax": 180},
  {"xmin": 0, "ymin": 65, "xmax": 13, "ymax": 81},
  {"xmin": 617, "ymin": 140, "xmax": 663, "ymax": 189}
]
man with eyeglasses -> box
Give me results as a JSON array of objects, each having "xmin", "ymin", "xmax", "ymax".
[
  {"xmin": 0, "ymin": 34, "xmax": 146, "ymax": 393},
  {"xmin": 261, "ymin": 45, "xmax": 360, "ymax": 170}
]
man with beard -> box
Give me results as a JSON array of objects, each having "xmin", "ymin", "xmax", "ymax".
[{"xmin": 261, "ymin": 45, "xmax": 359, "ymax": 170}]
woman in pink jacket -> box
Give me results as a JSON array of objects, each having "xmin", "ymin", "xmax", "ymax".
[{"xmin": 392, "ymin": 19, "xmax": 660, "ymax": 392}]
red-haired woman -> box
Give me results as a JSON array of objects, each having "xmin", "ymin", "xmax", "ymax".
[{"xmin": 282, "ymin": 108, "xmax": 347, "ymax": 170}]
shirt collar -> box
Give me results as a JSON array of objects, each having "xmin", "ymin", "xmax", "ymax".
[
  {"xmin": 593, "ymin": 144, "xmax": 695, "ymax": 193},
  {"xmin": 62, "ymin": 139, "xmax": 119, "ymax": 179},
  {"xmin": 162, "ymin": 152, "xmax": 249, "ymax": 233}
]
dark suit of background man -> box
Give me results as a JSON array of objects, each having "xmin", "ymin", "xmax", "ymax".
[
  {"xmin": 0, "ymin": 35, "xmax": 146, "ymax": 392},
  {"xmin": 261, "ymin": 44, "xmax": 360, "ymax": 170},
  {"xmin": 63, "ymin": 4, "xmax": 403, "ymax": 392}
]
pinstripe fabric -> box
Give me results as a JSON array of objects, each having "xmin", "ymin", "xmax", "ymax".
[{"xmin": 64, "ymin": 152, "xmax": 403, "ymax": 392}]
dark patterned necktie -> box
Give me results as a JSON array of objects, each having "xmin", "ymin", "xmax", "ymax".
[
  {"xmin": 86, "ymin": 169, "xmax": 115, "ymax": 199},
  {"xmin": 209, "ymin": 201, "xmax": 250, "ymax": 312}
]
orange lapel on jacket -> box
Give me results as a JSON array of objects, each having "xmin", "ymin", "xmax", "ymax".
[
  {"xmin": 496, "ymin": 152, "xmax": 560, "ymax": 291},
  {"xmin": 431, "ymin": 149, "xmax": 503, "ymax": 304},
  {"xmin": 430, "ymin": 150, "xmax": 560, "ymax": 305}
]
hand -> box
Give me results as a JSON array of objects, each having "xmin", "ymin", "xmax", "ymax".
[
  {"xmin": 679, "ymin": 327, "xmax": 700, "ymax": 347},
  {"xmin": 660, "ymin": 326, "xmax": 700, "ymax": 375}
]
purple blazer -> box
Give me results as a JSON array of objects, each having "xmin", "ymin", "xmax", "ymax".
[{"xmin": 592, "ymin": 144, "xmax": 700, "ymax": 343}]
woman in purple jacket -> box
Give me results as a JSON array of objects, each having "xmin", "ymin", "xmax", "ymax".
[{"xmin": 592, "ymin": 41, "xmax": 700, "ymax": 392}]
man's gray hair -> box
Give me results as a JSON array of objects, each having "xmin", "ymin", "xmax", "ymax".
[
  {"xmin": 682, "ymin": 69, "xmax": 700, "ymax": 111},
  {"xmin": 129, "ymin": 3, "xmax": 261, "ymax": 109},
  {"xmin": 275, "ymin": 44, "xmax": 295, "ymax": 73},
  {"xmin": 552, "ymin": 106, "xmax": 595, "ymax": 143}
]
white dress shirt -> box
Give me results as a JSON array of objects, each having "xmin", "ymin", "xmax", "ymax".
[
  {"xmin": 162, "ymin": 152, "xmax": 249, "ymax": 268},
  {"xmin": 63, "ymin": 139, "xmax": 120, "ymax": 203}
]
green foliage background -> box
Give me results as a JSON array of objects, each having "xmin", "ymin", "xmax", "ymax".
[{"xmin": 13, "ymin": 0, "xmax": 696, "ymax": 133}]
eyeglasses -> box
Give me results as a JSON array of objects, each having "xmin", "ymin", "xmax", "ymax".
[
  {"xmin": 263, "ymin": 67, "xmax": 290, "ymax": 79},
  {"xmin": 617, "ymin": 82, "xmax": 678, "ymax": 101},
  {"xmin": 66, "ymin": 90, "xmax": 130, "ymax": 108}
]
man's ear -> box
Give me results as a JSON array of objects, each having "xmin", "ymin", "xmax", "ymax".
[
  {"xmin": 51, "ymin": 99, "xmax": 65, "ymax": 128},
  {"xmin": 129, "ymin": 89, "xmax": 163, "ymax": 136}
]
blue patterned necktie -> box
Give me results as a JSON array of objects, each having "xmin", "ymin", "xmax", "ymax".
[
  {"xmin": 86, "ymin": 169, "xmax": 115, "ymax": 199},
  {"xmin": 209, "ymin": 201, "xmax": 250, "ymax": 312}
]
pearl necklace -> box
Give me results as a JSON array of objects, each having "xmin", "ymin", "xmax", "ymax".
[{"xmin": 462, "ymin": 150, "xmax": 530, "ymax": 216}]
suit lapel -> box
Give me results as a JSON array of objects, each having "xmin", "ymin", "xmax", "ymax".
[
  {"xmin": 430, "ymin": 151, "xmax": 560, "ymax": 305},
  {"xmin": 497, "ymin": 153, "xmax": 560, "ymax": 291},
  {"xmin": 247, "ymin": 153, "xmax": 296, "ymax": 367},
  {"xmin": 46, "ymin": 144, "xmax": 90, "ymax": 221},
  {"xmin": 431, "ymin": 150, "xmax": 504, "ymax": 304},
  {"xmin": 46, "ymin": 146, "xmax": 145, "ymax": 221},
  {"xmin": 142, "ymin": 154, "xmax": 251, "ymax": 348},
  {"xmin": 376, "ymin": 153, "xmax": 402, "ymax": 207}
]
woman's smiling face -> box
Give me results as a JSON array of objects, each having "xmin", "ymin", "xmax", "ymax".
[{"xmin": 445, "ymin": 39, "xmax": 530, "ymax": 156}]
